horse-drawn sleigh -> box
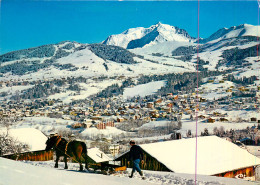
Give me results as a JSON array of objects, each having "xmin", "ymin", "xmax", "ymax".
[{"xmin": 45, "ymin": 134, "xmax": 126, "ymax": 173}]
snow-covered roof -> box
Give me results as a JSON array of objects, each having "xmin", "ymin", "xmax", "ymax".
[
  {"xmin": 1, "ymin": 128, "xmax": 47, "ymax": 151},
  {"xmin": 87, "ymin": 148, "xmax": 112, "ymax": 163},
  {"xmin": 140, "ymin": 136, "xmax": 260, "ymax": 175}
]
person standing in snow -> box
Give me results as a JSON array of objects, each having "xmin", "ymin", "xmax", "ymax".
[{"xmin": 128, "ymin": 140, "xmax": 145, "ymax": 179}]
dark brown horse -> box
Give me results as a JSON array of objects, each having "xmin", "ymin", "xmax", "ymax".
[{"xmin": 45, "ymin": 135, "xmax": 88, "ymax": 171}]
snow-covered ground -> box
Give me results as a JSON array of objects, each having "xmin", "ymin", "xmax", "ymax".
[
  {"xmin": 0, "ymin": 85, "xmax": 34, "ymax": 101},
  {"xmin": 0, "ymin": 158, "xmax": 257, "ymax": 185},
  {"xmin": 123, "ymin": 80, "xmax": 166, "ymax": 100},
  {"xmin": 0, "ymin": 158, "xmax": 151, "ymax": 185},
  {"xmin": 179, "ymin": 119, "xmax": 257, "ymax": 137},
  {"xmin": 80, "ymin": 126, "xmax": 126, "ymax": 137},
  {"xmin": 0, "ymin": 46, "xmax": 194, "ymax": 83},
  {"xmin": 222, "ymin": 110, "xmax": 259, "ymax": 121},
  {"xmin": 140, "ymin": 120, "xmax": 172, "ymax": 129},
  {"xmin": 237, "ymin": 56, "xmax": 260, "ymax": 80},
  {"xmin": 14, "ymin": 117, "xmax": 74, "ymax": 135},
  {"xmin": 48, "ymin": 79, "xmax": 122, "ymax": 103},
  {"xmin": 131, "ymin": 41, "xmax": 195, "ymax": 56}
]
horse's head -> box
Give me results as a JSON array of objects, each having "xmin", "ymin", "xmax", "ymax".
[{"xmin": 45, "ymin": 135, "xmax": 61, "ymax": 151}]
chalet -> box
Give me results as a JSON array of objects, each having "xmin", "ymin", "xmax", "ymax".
[
  {"xmin": 238, "ymin": 86, "xmax": 245, "ymax": 91},
  {"xmin": 220, "ymin": 118, "xmax": 228, "ymax": 122},
  {"xmin": 86, "ymin": 148, "xmax": 112, "ymax": 170},
  {"xmin": 117, "ymin": 117, "xmax": 124, "ymax": 122},
  {"xmin": 198, "ymin": 115, "xmax": 206, "ymax": 119},
  {"xmin": 240, "ymin": 138, "xmax": 255, "ymax": 146},
  {"xmin": 115, "ymin": 136, "xmax": 260, "ymax": 180},
  {"xmin": 199, "ymin": 98, "xmax": 206, "ymax": 102},
  {"xmin": 72, "ymin": 122, "xmax": 83, "ymax": 129},
  {"xmin": 226, "ymin": 89, "xmax": 232, "ymax": 92},
  {"xmin": 91, "ymin": 116, "xmax": 103, "ymax": 121},
  {"xmin": 109, "ymin": 145, "xmax": 120, "ymax": 156},
  {"xmin": 147, "ymin": 102, "xmax": 154, "ymax": 108},
  {"xmin": 1, "ymin": 128, "xmax": 49, "ymax": 161},
  {"xmin": 95, "ymin": 122, "xmax": 106, "ymax": 130},
  {"xmin": 155, "ymin": 98, "xmax": 163, "ymax": 104},
  {"xmin": 213, "ymin": 112, "xmax": 221, "ymax": 116},
  {"xmin": 207, "ymin": 118, "xmax": 215, "ymax": 123}
]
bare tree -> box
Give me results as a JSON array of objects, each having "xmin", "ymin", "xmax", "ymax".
[{"xmin": 0, "ymin": 130, "xmax": 29, "ymax": 156}]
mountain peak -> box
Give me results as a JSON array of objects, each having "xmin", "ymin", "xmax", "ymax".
[
  {"xmin": 102, "ymin": 23, "xmax": 194, "ymax": 49},
  {"xmin": 203, "ymin": 23, "xmax": 259, "ymax": 43},
  {"xmin": 156, "ymin": 21, "xmax": 162, "ymax": 26}
]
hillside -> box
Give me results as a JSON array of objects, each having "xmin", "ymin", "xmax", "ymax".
[
  {"xmin": 0, "ymin": 22, "xmax": 259, "ymax": 110},
  {"xmin": 0, "ymin": 157, "xmax": 256, "ymax": 185}
]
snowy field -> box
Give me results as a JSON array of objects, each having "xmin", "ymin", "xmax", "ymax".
[
  {"xmin": 140, "ymin": 120, "xmax": 172, "ymax": 129},
  {"xmin": 179, "ymin": 120, "xmax": 256, "ymax": 137},
  {"xmin": 138, "ymin": 117, "xmax": 255, "ymax": 138},
  {"xmin": 14, "ymin": 117, "xmax": 75, "ymax": 135},
  {"xmin": 0, "ymin": 158, "xmax": 257, "ymax": 185},
  {"xmin": 48, "ymin": 79, "xmax": 122, "ymax": 103},
  {"xmin": 123, "ymin": 81, "xmax": 166, "ymax": 99},
  {"xmin": 80, "ymin": 126, "xmax": 126, "ymax": 137}
]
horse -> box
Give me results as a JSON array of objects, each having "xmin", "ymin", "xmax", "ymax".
[{"xmin": 45, "ymin": 135, "xmax": 88, "ymax": 171}]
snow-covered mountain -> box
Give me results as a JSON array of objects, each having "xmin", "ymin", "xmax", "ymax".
[
  {"xmin": 202, "ymin": 24, "xmax": 260, "ymax": 43},
  {"xmin": 102, "ymin": 22, "xmax": 195, "ymax": 49},
  {"xmin": 0, "ymin": 23, "xmax": 259, "ymax": 102},
  {"xmin": 0, "ymin": 41, "xmax": 194, "ymax": 82}
]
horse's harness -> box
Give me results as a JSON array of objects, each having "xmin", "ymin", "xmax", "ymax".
[{"xmin": 54, "ymin": 136, "xmax": 79, "ymax": 163}]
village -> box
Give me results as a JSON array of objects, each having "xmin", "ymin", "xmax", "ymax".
[{"xmin": 0, "ymin": 73, "xmax": 260, "ymax": 155}]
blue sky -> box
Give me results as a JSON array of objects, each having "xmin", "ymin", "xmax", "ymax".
[{"xmin": 0, "ymin": 1, "xmax": 258, "ymax": 54}]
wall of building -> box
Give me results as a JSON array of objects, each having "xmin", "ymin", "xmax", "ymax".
[
  {"xmin": 3, "ymin": 150, "xmax": 53, "ymax": 161},
  {"xmin": 117, "ymin": 151, "xmax": 170, "ymax": 172},
  {"xmin": 215, "ymin": 166, "xmax": 255, "ymax": 180}
]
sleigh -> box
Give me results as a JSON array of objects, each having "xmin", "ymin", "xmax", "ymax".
[{"xmin": 87, "ymin": 148, "xmax": 126, "ymax": 174}]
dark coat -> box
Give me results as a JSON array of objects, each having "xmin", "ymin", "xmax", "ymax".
[{"xmin": 129, "ymin": 145, "xmax": 143, "ymax": 160}]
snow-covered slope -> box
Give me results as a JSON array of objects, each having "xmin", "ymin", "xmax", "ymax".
[
  {"xmin": 103, "ymin": 22, "xmax": 194, "ymax": 49},
  {"xmin": 202, "ymin": 24, "xmax": 260, "ymax": 43},
  {"xmin": 123, "ymin": 80, "xmax": 166, "ymax": 99},
  {"xmin": 0, "ymin": 157, "xmax": 152, "ymax": 185},
  {"xmin": 0, "ymin": 41, "xmax": 195, "ymax": 83},
  {"xmin": 1, "ymin": 157, "xmax": 257, "ymax": 185},
  {"xmin": 131, "ymin": 41, "xmax": 195, "ymax": 56}
]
